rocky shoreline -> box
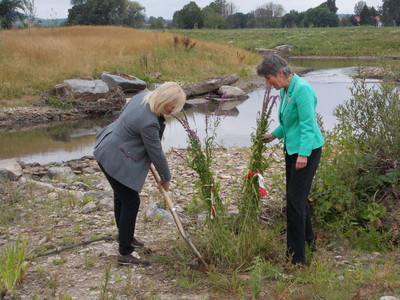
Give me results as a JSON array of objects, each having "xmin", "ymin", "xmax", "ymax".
[{"xmin": 1, "ymin": 62, "xmax": 396, "ymax": 130}]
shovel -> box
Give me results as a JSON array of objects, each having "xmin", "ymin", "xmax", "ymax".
[{"xmin": 150, "ymin": 164, "xmax": 208, "ymax": 269}]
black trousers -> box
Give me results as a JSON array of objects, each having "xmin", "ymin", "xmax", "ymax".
[
  {"xmin": 285, "ymin": 147, "xmax": 322, "ymax": 264},
  {"xmin": 99, "ymin": 164, "xmax": 140, "ymax": 256}
]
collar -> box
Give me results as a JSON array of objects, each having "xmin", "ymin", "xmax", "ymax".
[{"xmin": 286, "ymin": 74, "xmax": 299, "ymax": 97}]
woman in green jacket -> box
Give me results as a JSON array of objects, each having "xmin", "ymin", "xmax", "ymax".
[{"xmin": 257, "ymin": 54, "xmax": 324, "ymax": 265}]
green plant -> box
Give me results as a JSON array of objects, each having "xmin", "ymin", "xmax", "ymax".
[
  {"xmin": 249, "ymin": 256, "xmax": 264, "ymax": 298},
  {"xmin": 310, "ymin": 71, "xmax": 400, "ymax": 245},
  {"xmin": 52, "ymin": 257, "xmax": 67, "ymax": 265},
  {"xmin": 99, "ymin": 264, "xmax": 112, "ymax": 300},
  {"xmin": 173, "ymin": 97, "xmax": 226, "ymax": 220},
  {"xmin": 0, "ymin": 237, "xmax": 29, "ymax": 297},
  {"xmin": 81, "ymin": 194, "xmax": 95, "ymax": 206},
  {"xmin": 347, "ymin": 227, "xmax": 392, "ymax": 252},
  {"xmin": 208, "ymin": 271, "xmax": 245, "ymax": 295},
  {"xmin": 46, "ymin": 97, "xmax": 74, "ymax": 109},
  {"xmin": 46, "ymin": 274, "xmax": 59, "ymax": 297}
]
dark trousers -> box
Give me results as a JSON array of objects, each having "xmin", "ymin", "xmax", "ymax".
[
  {"xmin": 285, "ymin": 147, "xmax": 321, "ymax": 264},
  {"xmin": 99, "ymin": 164, "xmax": 140, "ymax": 256}
]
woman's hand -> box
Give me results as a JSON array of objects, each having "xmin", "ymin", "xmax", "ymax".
[
  {"xmin": 159, "ymin": 181, "xmax": 170, "ymax": 192},
  {"xmin": 296, "ymin": 155, "xmax": 308, "ymax": 170},
  {"xmin": 261, "ymin": 133, "xmax": 276, "ymax": 143}
]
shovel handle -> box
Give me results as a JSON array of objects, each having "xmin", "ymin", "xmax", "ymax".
[
  {"xmin": 149, "ymin": 164, "xmax": 208, "ymax": 268},
  {"xmin": 149, "ymin": 165, "xmax": 174, "ymax": 209}
]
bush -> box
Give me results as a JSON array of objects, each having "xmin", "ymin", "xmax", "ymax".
[{"xmin": 311, "ymin": 72, "xmax": 400, "ymax": 247}]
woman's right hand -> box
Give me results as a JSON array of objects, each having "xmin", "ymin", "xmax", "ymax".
[
  {"xmin": 159, "ymin": 181, "xmax": 170, "ymax": 192},
  {"xmin": 261, "ymin": 133, "xmax": 276, "ymax": 143}
]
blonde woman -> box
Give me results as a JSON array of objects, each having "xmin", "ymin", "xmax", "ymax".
[{"xmin": 94, "ymin": 82, "xmax": 186, "ymax": 266}]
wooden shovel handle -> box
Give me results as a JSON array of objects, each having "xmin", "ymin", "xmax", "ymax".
[
  {"xmin": 149, "ymin": 165, "xmax": 174, "ymax": 210},
  {"xmin": 149, "ymin": 164, "xmax": 208, "ymax": 268}
]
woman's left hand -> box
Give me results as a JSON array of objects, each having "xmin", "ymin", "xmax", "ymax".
[{"xmin": 296, "ymin": 155, "xmax": 308, "ymax": 170}]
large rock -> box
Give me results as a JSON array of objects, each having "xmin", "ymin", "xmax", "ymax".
[
  {"xmin": 101, "ymin": 72, "xmax": 147, "ymax": 93},
  {"xmin": 217, "ymin": 85, "xmax": 246, "ymax": 97},
  {"xmin": 145, "ymin": 202, "xmax": 173, "ymax": 223},
  {"xmin": 64, "ymin": 79, "xmax": 109, "ymax": 99},
  {"xmin": 47, "ymin": 166, "xmax": 75, "ymax": 180},
  {"xmin": 0, "ymin": 159, "xmax": 23, "ymax": 181},
  {"xmin": 182, "ymin": 74, "xmax": 239, "ymax": 98}
]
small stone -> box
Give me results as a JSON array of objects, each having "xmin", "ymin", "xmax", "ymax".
[{"xmin": 82, "ymin": 202, "xmax": 97, "ymax": 214}]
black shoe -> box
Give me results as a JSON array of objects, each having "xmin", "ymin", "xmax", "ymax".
[
  {"xmin": 115, "ymin": 235, "xmax": 145, "ymax": 248},
  {"xmin": 132, "ymin": 237, "xmax": 144, "ymax": 248},
  {"xmin": 117, "ymin": 254, "xmax": 150, "ymax": 266}
]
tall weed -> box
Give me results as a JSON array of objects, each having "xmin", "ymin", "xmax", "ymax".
[
  {"xmin": 0, "ymin": 237, "xmax": 29, "ymax": 297},
  {"xmin": 311, "ymin": 67, "xmax": 400, "ymax": 247}
]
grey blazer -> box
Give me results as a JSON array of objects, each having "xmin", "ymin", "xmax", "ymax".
[{"xmin": 93, "ymin": 89, "xmax": 171, "ymax": 192}]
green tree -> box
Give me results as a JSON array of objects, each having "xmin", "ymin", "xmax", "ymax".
[
  {"xmin": 173, "ymin": 1, "xmax": 203, "ymax": 29},
  {"xmin": 148, "ymin": 16, "xmax": 164, "ymax": 29},
  {"xmin": 226, "ymin": 12, "xmax": 248, "ymax": 29},
  {"xmin": 359, "ymin": 5, "xmax": 373, "ymax": 25},
  {"xmin": 381, "ymin": 0, "xmax": 400, "ymax": 26},
  {"xmin": 67, "ymin": 0, "xmax": 144, "ymax": 27},
  {"xmin": 354, "ymin": 1, "xmax": 367, "ymax": 15},
  {"xmin": 207, "ymin": 0, "xmax": 225, "ymax": 15},
  {"xmin": 203, "ymin": 9, "xmax": 226, "ymax": 28},
  {"xmin": 206, "ymin": 0, "xmax": 237, "ymax": 17},
  {"xmin": 252, "ymin": 2, "xmax": 285, "ymax": 28},
  {"xmin": 303, "ymin": 7, "xmax": 339, "ymax": 27},
  {"xmin": 121, "ymin": 0, "xmax": 145, "ymax": 27},
  {"xmin": 317, "ymin": 0, "xmax": 337, "ymax": 14},
  {"xmin": 281, "ymin": 9, "xmax": 304, "ymax": 27},
  {"xmin": 0, "ymin": 0, "xmax": 25, "ymax": 29}
]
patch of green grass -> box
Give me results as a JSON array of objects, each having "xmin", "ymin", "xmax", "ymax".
[
  {"xmin": 0, "ymin": 237, "xmax": 29, "ymax": 297},
  {"xmin": 169, "ymin": 27, "xmax": 400, "ymax": 56},
  {"xmin": 46, "ymin": 97, "xmax": 74, "ymax": 109}
]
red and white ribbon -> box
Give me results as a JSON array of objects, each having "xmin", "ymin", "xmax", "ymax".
[{"xmin": 245, "ymin": 171, "xmax": 268, "ymax": 197}]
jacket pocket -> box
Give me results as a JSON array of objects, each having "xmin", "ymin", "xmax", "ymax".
[{"xmin": 119, "ymin": 143, "xmax": 146, "ymax": 162}]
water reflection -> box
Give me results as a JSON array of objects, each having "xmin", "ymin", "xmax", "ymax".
[
  {"xmin": 0, "ymin": 65, "xmax": 381, "ymax": 164},
  {"xmin": 0, "ymin": 119, "xmax": 112, "ymax": 164},
  {"xmin": 289, "ymin": 57, "xmax": 400, "ymax": 70}
]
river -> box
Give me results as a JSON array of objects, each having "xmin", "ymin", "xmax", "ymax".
[{"xmin": 0, "ymin": 60, "xmax": 382, "ymax": 164}]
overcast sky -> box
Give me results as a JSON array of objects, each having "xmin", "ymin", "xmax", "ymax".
[{"xmin": 35, "ymin": 0, "xmax": 385, "ymax": 20}]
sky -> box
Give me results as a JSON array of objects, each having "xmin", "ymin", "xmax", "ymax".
[{"xmin": 34, "ymin": 0, "xmax": 385, "ymax": 20}]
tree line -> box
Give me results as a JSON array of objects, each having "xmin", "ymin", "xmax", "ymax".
[{"xmin": 1, "ymin": 0, "xmax": 399, "ymax": 30}]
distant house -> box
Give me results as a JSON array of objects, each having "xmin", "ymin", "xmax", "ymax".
[
  {"xmin": 338, "ymin": 15, "xmax": 382, "ymax": 27},
  {"xmin": 338, "ymin": 15, "xmax": 360, "ymax": 26},
  {"xmin": 375, "ymin": 16, "xmax": 383, "ymax": 27}
]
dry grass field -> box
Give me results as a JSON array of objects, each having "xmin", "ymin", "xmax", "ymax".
[{"xmin": 0, "ymin": 26, "xmax": 257, "ymax": 104}]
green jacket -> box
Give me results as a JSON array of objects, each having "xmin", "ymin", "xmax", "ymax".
[{"xmin": 272, "ymin": 74, "xmax": 324, "ymax": 156}]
